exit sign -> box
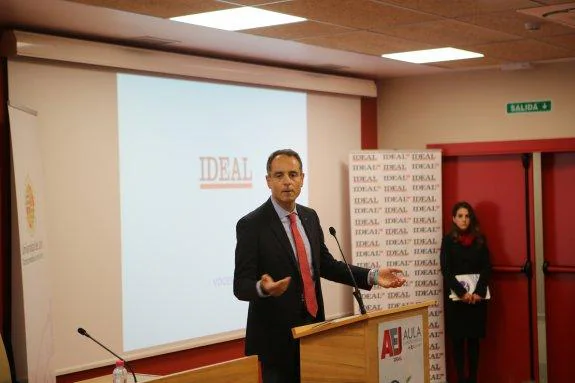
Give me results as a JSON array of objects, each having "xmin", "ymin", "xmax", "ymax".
[{"xmin": 507, "ymin": 100, "xmax": 552, "ymax": 114}]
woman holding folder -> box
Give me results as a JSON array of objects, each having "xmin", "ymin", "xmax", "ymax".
[{"xmin": 440, "ymin": 201, "xmax": 492, "ymax": 383}]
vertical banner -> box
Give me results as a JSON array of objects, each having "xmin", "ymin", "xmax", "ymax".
[
  {"xmin": 349, "ymin": 150, "xmax": 445, "ymax": 383},
  {"xmin": 9, "ymin": 105, "xmax": 56, "ymax": 383}
]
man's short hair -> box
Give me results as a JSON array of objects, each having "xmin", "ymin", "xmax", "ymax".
[{"xmin": 266, "ymin": 149, "xmax": 303, "ymax": 174}]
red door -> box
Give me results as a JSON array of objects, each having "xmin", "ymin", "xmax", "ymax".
[
  {"xmin": 541, "ymin": 152, "xmax": 575, "ymax": 383},
  {"xmin": 441, "ymin": 153, "xmax": 535, "ymax": 383},
  {"xmin": 431, "ymin": 139, "xmax": 575, "ymax": 383}
]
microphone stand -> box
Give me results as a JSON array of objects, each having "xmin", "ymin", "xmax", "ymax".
[
  {"xmin": 329, "ymin": 227, "xmax": 367, "ymax": 315},
  {"xmin": 77, "ymin": 328, "xmax": 138, "ymax": 383}
]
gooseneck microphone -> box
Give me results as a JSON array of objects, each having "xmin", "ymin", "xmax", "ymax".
[
  {"xmin": 328, "ymin": 227, "xmax": 367, "ymax": 315},
  {"xmin": 77, "ymin": 327, "xmax": 138, "ymax": 382}
]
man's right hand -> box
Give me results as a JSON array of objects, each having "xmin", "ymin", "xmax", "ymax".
[{"xmin": 260, "ymin": 274, "xmax": 291, "ymax": 297}]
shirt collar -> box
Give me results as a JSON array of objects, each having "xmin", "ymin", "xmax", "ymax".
[{"xmin": 270, "ymin": 197, "xmax": 297, "ymax": 219}]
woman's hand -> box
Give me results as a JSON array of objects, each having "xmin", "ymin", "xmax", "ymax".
[
  {"xmin": 470, "ymin": 293, "xmax": 482, "ymax": 304},
  {"xmin": 463, "ymin": 293, "xmax": 482, "ymax": 304}
]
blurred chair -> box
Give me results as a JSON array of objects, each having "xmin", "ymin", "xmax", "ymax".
[{"xmin": 0, "ymin": 333, "xmax": 11, "ymax": 383}]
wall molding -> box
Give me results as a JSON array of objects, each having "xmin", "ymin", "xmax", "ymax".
[{"xmin": 0, "ymin": 30, "xmax": 376, "ymax": 97}]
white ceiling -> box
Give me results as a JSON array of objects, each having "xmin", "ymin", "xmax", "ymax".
[{"xmin": 1, "ymin": 0, "xmax": 574, "ymax": 79}]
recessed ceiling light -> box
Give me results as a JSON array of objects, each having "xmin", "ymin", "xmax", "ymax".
[
  {"xmin": 381, "ymin": 47, "xmax": 484, "ymax": 64},
  {"xmin": 171, "ymin": 7, "xmax": 306, "ymax": 31}
]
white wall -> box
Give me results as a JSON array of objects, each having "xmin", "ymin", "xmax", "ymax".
[
  {"xmin": 308, "ymin": 93, "xmax": 361, "ymax": 317},
  {"xmin": 377, "ymin": 61, "xmax": 575, "ymax": 148}
]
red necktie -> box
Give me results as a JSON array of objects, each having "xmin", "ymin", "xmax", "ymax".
[{"xmin": 288, "ymin": 213, "xmax": 318, "ymax": 317}]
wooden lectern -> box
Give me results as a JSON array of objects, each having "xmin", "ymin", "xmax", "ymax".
[
  {"xmin": 292, "ymin": 300, "xmax": 435, "ymax": 383},
  {"xmin": 150, "ymin": 355, "xmax": 258, "ymax": 383},
  {"xmin": 75, "ymin": 355, "xmax": 258, "ymax": 383}
]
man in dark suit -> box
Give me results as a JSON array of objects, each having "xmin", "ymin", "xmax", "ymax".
[{"xmin": 233, "ymin": 149, "xmax": 406, "ymax": 383}]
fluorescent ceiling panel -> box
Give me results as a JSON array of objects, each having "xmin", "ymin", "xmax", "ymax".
[
  {"xmin": 382, "ymin": 47, "xmax": 483, "ymax": 64},
  {"xmin": 171, "ymin": 7, "xmax": 306, "ymax": 31}
]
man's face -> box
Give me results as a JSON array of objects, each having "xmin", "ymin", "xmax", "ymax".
[{"xmin": 266, "ymin": 154, "xmax": 304, "ymax": 211}]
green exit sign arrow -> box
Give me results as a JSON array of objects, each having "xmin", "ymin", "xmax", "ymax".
[{"xmin": 507, "ymin": 100, "xmax": 552, "ymax": 114}]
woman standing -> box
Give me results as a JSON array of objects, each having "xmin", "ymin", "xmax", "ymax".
[{"xmin": 440, "ymin": 201, "xmax": 491, "ymax": 383}]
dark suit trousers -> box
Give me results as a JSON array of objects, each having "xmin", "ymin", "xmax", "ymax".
[{"xmin": 261, "ymin": 311, "xmax": 316, "ymax": 383}]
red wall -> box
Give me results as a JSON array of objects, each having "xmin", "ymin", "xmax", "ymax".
[
  {"xmin": 361, "ymin": 97, "xmax": 378, "ymax": 150},
  {"xmin": 429, "ymin": 138, "xmax": 575, "ymax": 383}
]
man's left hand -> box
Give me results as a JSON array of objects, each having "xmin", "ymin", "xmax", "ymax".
[{"xmin": 377, "ymin": 267, "xmax": 406, "ymax": 288}]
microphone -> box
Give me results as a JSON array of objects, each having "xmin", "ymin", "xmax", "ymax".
[
  {"xmin": 328, "ymin": 227, "xmax": 367, "ymax": 315},
  {"xmin": 77, "ymin": 327, "xmax": 138, "ymax": 383}
]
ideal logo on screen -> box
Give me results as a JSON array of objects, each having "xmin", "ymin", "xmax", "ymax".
[
  {"xmin": 381, "ymin": 326, "xmax": 402, "ymax": 359},
  {"xmin": 199, "ymin": 156, "xmax": 253, "ymax": 189}
]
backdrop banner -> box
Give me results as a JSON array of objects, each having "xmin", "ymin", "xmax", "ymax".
[
  {"xmin": 349, "ymin": 149, "xmax": 445, "ymax": 383},
  {"xmin": 9, "ymin": 105, "xmax": 56, "ymax": 383}
]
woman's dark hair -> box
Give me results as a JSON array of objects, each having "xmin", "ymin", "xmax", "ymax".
[
  {"xmin": 449, "ymin": 201, "xmax": 484, "ymax": 243},
  {"xmin": 266, "ymin": 149, "xmax": 303, "ymax": 174}
]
